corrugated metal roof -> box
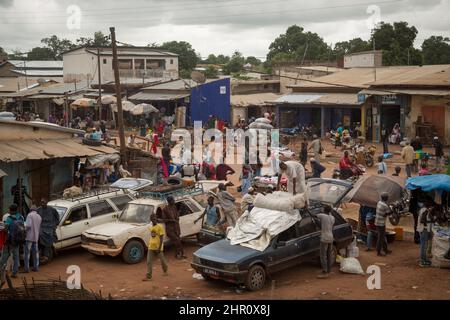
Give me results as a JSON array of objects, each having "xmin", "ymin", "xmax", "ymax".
[
  {"xmin": 11, "ymin": 69, "xmax": 63, "ymax": 77},
  {"xmin": 290, "ymin": 65, "xmax": 450, "ymax": 89},
  {"xmin": 7, "ymin": 60, "xmax": 63, "ymax": 69},
  {"xmin": 231, "ymin": 93, "xmax": 282, "ymax": 107},
  {"xmin": 85, "ymin": 48, "xmax": 178, "ymax": 57},
  {"xmin": 275, "ymin": 93, "xmax": 362, "ymax": 105},
  {"xmin": 129, "ymin": 91, "xmax": 189, "ymax": 101},
  {"xmin": 143, "ymin": 79, "xmax": 218, "ymax": 91},
  {"xmin": 361, "ymin": 88, "xmax": 450, "ymax": 96},
  {"xmin": 275, "ymin": 93, "xmax": 324, "ymax": 104},
  {"xmin": 0, "ymin": 139, "xmax": 118, "ymax": 163}
]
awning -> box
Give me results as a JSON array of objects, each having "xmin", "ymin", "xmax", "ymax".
[
  {"xmin": 0, "ymin": 169, "xmax": 7, "ymax": 178},
  {"xmin": 128, "ymin": 91, "xmax": 189, "ymax": 101},
  {"xmin": 231, "ymin": 93, "xmax": 281, "ymax": 107},
  {"xmin": 360, "ymin": 89, "xmax": 450, "ymax": 96},
  {"xmin": 275, "ymin": 93, "xmax": 362, "ymax": 106},
  {"xmin": 85, "ymin": 153, "xmax": 121, "ymax": 169},
  {"xmin": 0, "ymin": 139, "xmax": 118, "ymax": 163}
]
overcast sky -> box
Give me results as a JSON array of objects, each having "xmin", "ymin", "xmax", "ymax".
[{"xmin": 0, "ymin": 0, "xmax": 449, "ymax": 59}]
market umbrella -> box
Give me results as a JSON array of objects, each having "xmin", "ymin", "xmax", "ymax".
[
  {"xmin": 406, "ymin": 174, "xmax": 450, "ymax": 192},
  {"xmin": 343, "ymin": 175, "xmax": 405, "ymax": 208},
  {"xmin": 101, "ymin": 95, "xmax": 116, "ymax": 104},
  {"xmin": 130, "ymin": 103, "xmax": 159, "ymax": 115},
  {"xmin": 111, "ymin": 100, "xmax": 135, "ymax": 112},
  {"xmin": 71, "ymin": 98, "xmax": 96, "ymax": 108}
]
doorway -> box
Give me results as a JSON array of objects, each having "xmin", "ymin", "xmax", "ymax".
[
  {"xmin": 30, "ymin": 160, "xmax": 50, "ymax": 205},
  {"xmin": 381, "ymin": 105, "xmax": 400, "ymax": 133},
  {"xmin": 422, "ymin": 105, "xmax": 445, "ymax": 138}
]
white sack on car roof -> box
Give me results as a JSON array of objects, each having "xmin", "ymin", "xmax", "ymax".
[{"xmin": 253, "ymin": 191, "xmax": 306, "ymax": 212}]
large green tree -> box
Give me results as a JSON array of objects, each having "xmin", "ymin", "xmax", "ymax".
[
  {"xmin": 266, "ymin": 25, "xmax": 329, "ymax": 64},
  {"xmin": 158, "ymin": 41, "xmax": 198, "ymax": 75},
  {"xmin": 333, "ymin": 38, "xmax": 371, "ymax": 58},
  {"xmin": 0, "ymin": 46, "xmax": 7, "ymax": 61},
  {"xmin": 76, "ymin": 31, "xmax": 111, "ymax": 47},
  {"xmin": 223, "ymin": 51, "xmax": 245, "ymax": 74},
  {"xmin": 27, "ymin": 47, "xmax": 55, "ymax": 60},
  {"xmin": 41, "ymin": 35, "xmax": 75, "ymax": 60},
  {"xmin": 245, "ymin": 56, "xmax": 262, "ymax": 66},
  {"xmin": 422, "ymin": 36, "xmax": 450, "ymax": 64},
  {"xmin": 370, "ymin": 21, "xmax": 422, "ymax": 65}
]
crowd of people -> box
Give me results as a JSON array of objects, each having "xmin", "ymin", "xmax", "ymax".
[{"xmin": 0, "ymin": 199, "xmax": 59, "ymax": 287}]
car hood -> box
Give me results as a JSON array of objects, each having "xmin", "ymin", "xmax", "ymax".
[
  {"xmin": 194, "ymin": 239, "xmax": 261, "ymax": 264},
  {"xmin": 84, "ymin": 222, "xmax": 141, "ymax": 238}
]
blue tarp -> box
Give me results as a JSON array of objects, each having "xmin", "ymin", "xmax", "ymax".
[{"xmin": 406, "ymin": 174, "xmax": 450, "ymax": 192}]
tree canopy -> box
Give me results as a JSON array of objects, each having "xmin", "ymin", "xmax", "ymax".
[
  {"xmin": 422, "ymin": 36, "xmax": 450, "ymax": 64},
  {"xmin": 157, "ymin": 41, "xmax": 199, "ymax": 75},
  {"xmin": 76, "ymin": 31, "xmax": 111, "ymax": 47},
  {"xmin": 223, "ymin": 51, "xmax": 245, "ymax": 74}
]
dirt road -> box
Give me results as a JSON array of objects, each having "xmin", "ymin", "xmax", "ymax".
[{"xmin": 8, "ymin": 139, "xmax": 449, "ymax": 300}]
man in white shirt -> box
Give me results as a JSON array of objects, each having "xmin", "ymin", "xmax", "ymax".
[
  {"xmin": 277, "ymin": 161, "xmax": 306, "ymax": 195},
  {"xmin": 24, "ymin": 209, "xmax": 42, "ymax": 272},
  {"xmin": 316, "ymin": 205, "xmax": 335, "ymax": 278},
  {"xmin": 417, "ymin": 203, "xmax": 435, "ymax": 267}
]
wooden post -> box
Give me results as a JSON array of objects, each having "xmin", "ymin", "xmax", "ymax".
[
  {"xmin": 97, "ymin": 48, "xmax": 102, "ymax": 121},
  {"xmin": 110, "ymin": 27, "xmax": 127, "ymax": 167}
]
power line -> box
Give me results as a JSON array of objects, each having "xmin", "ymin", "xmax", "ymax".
[{"xmin": 0, "ymin": 0, "xmax": 402, "ymax": 25}]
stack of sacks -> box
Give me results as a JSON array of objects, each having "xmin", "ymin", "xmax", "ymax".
[{"xmin": 253, "ymin": 191, "xmax": 307, "ymax": 211}]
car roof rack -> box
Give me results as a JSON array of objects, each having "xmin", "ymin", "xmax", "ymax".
[
  {"xmin": 138, "ymin": 182, "xmax": 204, "ymax": 201},
  {"xmin": 66, "ymin": 187, "xmax": 124, "ymax": 203}
]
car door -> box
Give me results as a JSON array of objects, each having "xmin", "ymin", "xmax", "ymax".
[
  {"xmin": 332, "ymin": 211, "xmax": 353, "ymax": 249},
  {"xmin": 87, "ymin": 199, "xmax": 118, "ymax": 229},
  {"xmin": 267, "ymin": 224, "xmax": 301, "ymax": 273},
  {"xmin": 297, "ymin": 214, "xmax": 321, "ymax": 257},
  {"xmin": 176, "ymin": 199, "xmax": 197, "ymax": 237},
  {"xmin": 59, "ymin": 204, "xmax": 89, "ymax": 248}
]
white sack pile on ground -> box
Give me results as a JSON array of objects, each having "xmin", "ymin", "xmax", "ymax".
[
  {"xmin": 431, "ymin": 226, "xmax": 450, "ymax": 268},
  {"xmin": 227, "ymin": 192, "xmax": 305, "ymax": 251}
]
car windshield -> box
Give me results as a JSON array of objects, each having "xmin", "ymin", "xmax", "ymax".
[
  {"xmin": 53, "ymin": 206, "xmax": 67, "ymax": 222},
  {"xmin": 307, "ymin": 181, "xmax": 351, "ymax": 206},
  {"xmin": 119, "ymin": 204, "xmax": 153, "ymax": 224}
]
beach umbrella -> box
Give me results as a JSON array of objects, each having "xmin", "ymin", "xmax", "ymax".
[
  {"xmin": 111, "ymin": 100, "xmax": 135, "ymax": 112},
  {"xmin": 130, "ymin": 103, "xmax": 159, "ymax": 115},
  {"xmin": 71, "ymin": 98, "xmax": 96, "ymax": 108},
  {"xmin": 101, "ymin": 95, "xmax": 116, "ymax": 104}
]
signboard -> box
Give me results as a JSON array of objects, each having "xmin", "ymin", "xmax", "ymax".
[
  {"xmin": 382, "ymin": 94, "xmax": 398, "ymax": 105},
  {"xmin": 220, "ymin": 86, "xmax": 226, "ymax": 94},
  {"xmin": 357, "ymin": 93, "xmax": 366, "ymax": 103}
]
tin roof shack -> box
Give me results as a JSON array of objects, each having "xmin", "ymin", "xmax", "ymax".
[
  {"xmin": 231, "ymin": 79, "xmax": 280, "ymax": 94},
  {"xmin": 231, "ymin": 92, "xmax": 281, "ymax": 125},
  {"xmin": 129, "ymin": 78, "xmax": 231, "ymax": 126},
  {"xmin": 0, "ymin": 120, "xmax": 118, "ymax": 213},
  {"xmin": 362, "ymin": 65, "xmax": 450, "ymax": 145}
]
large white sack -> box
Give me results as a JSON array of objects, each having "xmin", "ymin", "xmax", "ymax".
[
  {"xmin": 340, "ymin": 257, "xmax": 364, "ymax": 275},
  {"xmin": 255, "ymin": 117, "xmax": 271, "ymax": 124},
  {"xmin": 253, "ymin": 192, "xmax": 306, "ymax": 211},
  {"xmin": 227, "ymin": 207, "xmax": 301, "ymax": 251},
  {"xmin": 431, "ymin": 227, "xmax": 450, "ymax": 268}
]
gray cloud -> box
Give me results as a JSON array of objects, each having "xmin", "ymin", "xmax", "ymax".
[{"xmin": 0, "ymin": 0, "xmax": 448, "ymax": 58}]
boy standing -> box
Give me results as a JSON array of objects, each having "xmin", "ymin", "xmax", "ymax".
[
  {"xmin": 143, "ymin": 214, "xmax": 168, "ymax": 281},
  {"xmin": 316, "ymin": 205, "xmax": 335, "ymax": 279}
]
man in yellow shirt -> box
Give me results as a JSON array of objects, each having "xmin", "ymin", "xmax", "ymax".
[{"xmin": 143, "ymin": 214, "xmax": 168, "ymax": 281}]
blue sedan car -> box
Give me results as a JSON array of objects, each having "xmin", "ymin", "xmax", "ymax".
[{"xmin": 191, "ymin": 179, "xmax": 354, "ymax": 291}]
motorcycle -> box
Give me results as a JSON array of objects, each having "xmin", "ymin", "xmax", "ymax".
[
  {"xmin": 388, "ymin": 189, "xmax": 411, "ymax": 226},
  {"xmin": 332, "ymin": 164, "xmax": 365, "ymax": 183},
  {"xmin": 350, "ymin": 144, "xmax": 375, "ymax": 168}
]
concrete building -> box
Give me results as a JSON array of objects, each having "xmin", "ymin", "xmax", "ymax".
[
  {"xmin": 231, "ymin": 79, "xmax": 280, "ymax": 94},
  {"xmin": 62, "ymin": 46, "xmax": 179, "ymax": 84},
  {"xmin": 344, "ymin": 50, "xmax": 382, "ymax": 68}
]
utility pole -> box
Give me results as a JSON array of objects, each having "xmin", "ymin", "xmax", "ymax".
[
  {"xmin": 110, "ymin": 27, "xmax": 127, "ymax": 167},
  {"xmin": 373, "ymin": 38, "xmax": 377, "ymax": 82},
  {"xmin": 97, "ymin": 48, "xmax": 102, "ymax": 121},
  {"xmin": 23, "ymin": 59, "xmax": 28, "ymax": 88}
]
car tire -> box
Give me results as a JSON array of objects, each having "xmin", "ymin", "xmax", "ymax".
[
  {"xmin": 245, "ymin": 265, "xmax": 266, "ymax": 291},
  {"xmin": 122, "ymin": 240, "xmax": 145, "ymax": 264}
]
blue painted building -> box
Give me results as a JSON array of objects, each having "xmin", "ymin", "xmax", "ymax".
[{"xmin": 129, "ymin": 78, "xmax": 231, "ymax": 126}]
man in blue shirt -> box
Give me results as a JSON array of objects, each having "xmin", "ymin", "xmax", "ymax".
[
  {"xmin": 0, "ymin": 204, "xmax": 24, "ymax": 286},
  {"xmin": 194, "ymin": 196, "xmax": 220, "ymax": 227}
]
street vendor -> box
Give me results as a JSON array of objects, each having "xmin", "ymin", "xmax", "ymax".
[
  {"xmin": 216, "ymin": 183, "xmax": 238, "ymax": 227},
  {"xmin": 277, "ymin": 161, "xmax": 306, "ymax": 195},
  {"xmin": 161, "ymin": 196, "xmax": 185, "ymax": 260},
  {"xmin": 37, "ymin": 198, "xmax": 60, "ymax": 264}
]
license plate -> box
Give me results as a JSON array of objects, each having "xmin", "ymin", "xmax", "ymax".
[{"xmin": 203, "ymin": 268, "xmax": 219, "ymax": 276}]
